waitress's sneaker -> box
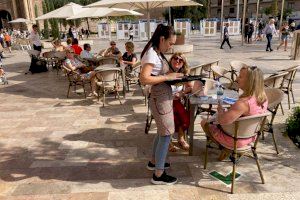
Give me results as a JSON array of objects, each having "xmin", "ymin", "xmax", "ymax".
[
  {"xmin": 146, "ymin": 161, "xmax": 170, "ymax": 171},
  {"xmin": 151, "ymin": 171, "xmax": 177, "ymax": 185}
]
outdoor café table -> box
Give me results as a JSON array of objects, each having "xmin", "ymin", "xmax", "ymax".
[
  {"xmin": 187, "ymin": 89, "xmax": 239, "ymax": 155},
  {"xmin": 94, "ymin": 64, "xmax": 126, "ymax": 98}
]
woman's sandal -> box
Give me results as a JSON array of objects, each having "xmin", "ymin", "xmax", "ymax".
[
  {"xmin": 178, "ymin": 140, "xmax": 190, "ymax": 151},
  {"xmin": 218, "ymin": 150, "xmax": 230, "ymax": 161},
  {"xmin": 168, "ymin": 142, "xmax": 179, "ymax": 152}
]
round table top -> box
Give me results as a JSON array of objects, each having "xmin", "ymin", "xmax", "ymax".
[{"xmin": 189, "ymin": 89, "xmax": 239, "ymax": 105}]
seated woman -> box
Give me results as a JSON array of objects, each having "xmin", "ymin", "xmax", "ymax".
[
  {"xmin": 71, "ymin": 38, "xmax": 83, "ymax": 55},
  {"xmin": 201, "ymin": 66, "xmax": 268, "ymax": 160},
  {"xmin": 52, "ymin": 39, "xmax": 66, "ymax": 52},
  {"xmin": 168, "ymin": 52, "xmax": 203, "ymax": 152},
  {"xmin": 120, "ymin": 41, "xmax": 137, "ymax": 77},
  {"xmin": 102, "ymin": 41, "xmax": 122, "ymax": 58},
  {"xmin": 64, "ymin": 49, "xmax": 97, "ymax": 96}
]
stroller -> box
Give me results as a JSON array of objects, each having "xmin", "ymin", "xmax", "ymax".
[{"xmin": 0, "ymin": 52, "xmax": 8, "ymax": 85}]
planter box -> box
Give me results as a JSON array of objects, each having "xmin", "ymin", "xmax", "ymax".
[{"xmin": 175, "ymin": 35, "xmax": 185, "ymax": 45}]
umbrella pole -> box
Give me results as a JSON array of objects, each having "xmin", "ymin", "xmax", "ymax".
[
  {"xmin": 254, "ymin": 0, "xmax": 260, "ymax": 39},
  {"xmin": 279, "ymin": 0, "xmax": 285, "ymax": 40},
  {"xmin": 86, "ymin": 18, "xmax": 90, "ymax": 32},
  {"xmin": 168, "ymin": 7, "xmax": 171, "ymax": 26},
  {"xmin": 241, "ymin": 0, "xmax": 247, "ymax": 46},
  {"xmin": 147, "ymin": 3, "xmax": 151, "ymax": 40},
  {"xmin": 220, "ymin": 0, "xmax": 224, "ymax": 42}
]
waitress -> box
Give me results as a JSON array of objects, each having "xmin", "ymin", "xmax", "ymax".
[{"xmin": 140, "ymin": 24, "xmax": 183, "ymax": 185}]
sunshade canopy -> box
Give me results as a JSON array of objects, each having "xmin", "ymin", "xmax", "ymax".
[
  {"xmin": 67, "ymin": 7, "xmax": 143, "ymax": 20},
  {"xmin": 86, "ymin": 0, "xmax": 202, "ymax": 9},
  {"xmin": 36, "ymin": 2, "xmax": 85, "ymax": 20},
  {"xmin": 9, "ymin": 18, "xmax": 32, "ymax": 23}
]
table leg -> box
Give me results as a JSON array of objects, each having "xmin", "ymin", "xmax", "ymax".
[
  {"xmin": 120, "ymin": 66, "xmax": 126, "ymax": 98},
  {"xmin": 188, "ymin": 103, "xmax": 198, "ymax": 156}
]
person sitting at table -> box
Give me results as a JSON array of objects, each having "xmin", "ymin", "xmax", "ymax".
[
  {"xmin": 102, "ymin": 41, "xmax": 122, "ymax": 58},
  {"xmin": 80, "ymin": 43, "xmax": 96, "ymax": 59},
  {"xmin": 66, "ymin": 38, "xmax": 72, "ymax": 48},
  {"xmin": 200, "ymin": 65, "xmax": 268, "ymax": 161},
  {"xmin": 168, "ymin": 52, "xmax": 193, "ymax": 152},
  {"xmin": 71, "ymin": 38, "xmax": 83, "ymax": 55},
  {"xmin": 64, "ymin": 49, "xmax": 97, "ymax": 96},
  {"xmin": 52, "ymin": 39, "xmax": 66, "ymax": 52},
  {"xmin": 120, "ymin": 41, "xmax": 137, "ymax": 77}
]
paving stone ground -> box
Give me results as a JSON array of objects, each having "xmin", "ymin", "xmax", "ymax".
[{"xmin": 0, "ymin": 35, "xmax": 300, "ymax": 200}]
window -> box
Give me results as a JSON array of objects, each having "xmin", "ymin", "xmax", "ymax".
[
  {"xmin": 288, "ymin": 2, "xmax": 295, "ymax": 10},
  {"xmin": 230, "ymin": 0, "xmax": 235, "ymax": 5},
  {"xmin": 218, "ymin": 0, "xmax": 222, "ymax": 6},
  {"xmin": 230, "ymin": 7, "xmax": 235, "ymax": 14}
]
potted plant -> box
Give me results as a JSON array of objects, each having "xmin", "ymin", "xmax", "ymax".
[
  {"xmin": 175, "ymin": 31, "xmax": 185, "ymax": 45},
  {"xmin": 285, "ymin": 106, "xmax": 300, "ymax": 148}
]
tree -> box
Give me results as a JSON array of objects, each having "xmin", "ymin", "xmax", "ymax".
[
  {"xmin": 47, "ymin": 0, "xmax": 60, "ymax": 39},
  {"xmin": 42, "ymin": 1, "xmax": 49, "ymax": 39},
  {"xmin": 34, "ymin": 4, "xmax": 40, "ymax": 34},
  {"xmin": 270, "ymin": 0, "xmax": 278, "ymax": 17}
]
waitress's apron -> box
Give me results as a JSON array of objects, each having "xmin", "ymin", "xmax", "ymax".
[{"xmin": 149, "ymin": 82, "xmax": 174, "ymax": 136}]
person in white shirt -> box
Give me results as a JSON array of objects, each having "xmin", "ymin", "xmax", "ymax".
[
  {"xmin": 29, "ymin": 24, "xmax": 42, "ymax": 52},
  {"xmin": 80, "ymin": 43, "xmax": 96, "ymax": 59},
  {"xmin": 263, "ymin": 19, "xmax": 277, "ymax": 52}
]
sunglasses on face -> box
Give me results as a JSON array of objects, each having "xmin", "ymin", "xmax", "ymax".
[
  {"xmin": 172, "ymin": 56, "xmax": 183, "ymax": 63},
  {"xmin": 111, "ymin": 44, "xmax": 116, "ymax": 46}
]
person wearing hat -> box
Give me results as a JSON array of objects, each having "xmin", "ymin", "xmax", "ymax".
[{"xmin": 103, "ymin": 41, "xmax": 122, "ymax": 58}]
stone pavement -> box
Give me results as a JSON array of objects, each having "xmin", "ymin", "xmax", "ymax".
[{"xmin": 0, "ymin": 35, "xmax": 300, "ymax": 200}]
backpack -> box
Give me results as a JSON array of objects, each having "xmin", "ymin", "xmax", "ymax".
[{"xmin": 29, "ymin": 56, "xmax": 48, "ymax": 73}]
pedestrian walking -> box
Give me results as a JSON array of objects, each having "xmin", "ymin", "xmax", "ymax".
[
  {"xmin": 255, "ymin": 20, "xmax": 264, "ymax": 41},
  {"xmin": 247, "ymin": 22, "xmax": 254, "ymax": 44},
  {"xmin": 277, "ymin": 22, "xmax": 290, "ymax": 51},
  {"xmin": 140, "ymin": 24, "xmax": 182, "ymax": 185},
  {"xmin": 263, "ymin": 19, "xmax": 277, "ymax": 52},
  {"xmin": 128, "ymin": 26, "xmax": 134, "ymax": 41},
  {"xmin": 220, "ymin": 23, "xmax": 232, "ymax": 49}
]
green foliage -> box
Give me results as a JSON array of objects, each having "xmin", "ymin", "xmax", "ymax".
[
  {"xmin": 34, "ymin": 4, "xmax": 40, "ymax": 34},
  {"xmin": 163, "ymin": 0, "xmax": 206, "ymax": 24},
  {"xmin": 47, "ymin": 0, "xmax": 60, "ymax": 39},
  {"xmin": 285, "ymin": 106, "xmax": 300, "ymax": 148},
  {"xmin": 42, "ymin": 1, "xmax": 49, "ymax": 39},
  {"xmin": 270, "ymin": 0, "xmax": 278, "ymax": 17}
]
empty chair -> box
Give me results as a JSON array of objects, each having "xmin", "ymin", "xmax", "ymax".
[
  {"xmin": 230, "ymin": 60, "xmax": 247, "ymax": 82},
  {"xmin": 279, "ymin": 65, "xmax": 300, "ymax": 109},
  {"xmin": 264, "ymin": 71, "xmax": 289, "ymax": 114},
  {"xmin": 264, "ymin": 88, "xmax": 285, "ymax": 154},
  {"xmin": 200, "ymin": 60, "xmax": 219, "ymax": 78},
  {"xmin": 204, "ymin": 112, "xmax": 271, "ymax": 194},
  {"xmin": 211, "ymin": 65, "xmax": 236, "ymax": 90},
  {"xmin": 95, "ymin": 68, "xmax": 122, "ymax": 107},
  {"xmin": 189, "ymin": 64, "xmax": 203, "ymax": 76}
]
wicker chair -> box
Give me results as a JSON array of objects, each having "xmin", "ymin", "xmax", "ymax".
[
  {"xmin": 61, "ymin": 65, "xmax": 92, "ymax": 98},
  {"xmin": 264, "ymin": 88, "xmax": 285, "ymax": 154},
  {"xmin": 278, "ymin": 65, "xmax": 300, "ymax": 109},
  {"xmin": 204, "ymin": 111, "xmax": 271, "ymax": 194},
  {"xmin": 229, "ymin": 60, "xmax": 247, "ymax": 82},
  {"xmin": 211, "ymin": 65, "xmax": 237, "ymax": 90},
  {"xmin": 95, "ymin": 68, "xmax": 122, "ymax": 107},
  {"xmin": 264, "ymin": 71, "xmax": 289, "ymax": 114},
  {"xmin": 200, "ymin": 60, "xmax": 219, "ymax": 78}
]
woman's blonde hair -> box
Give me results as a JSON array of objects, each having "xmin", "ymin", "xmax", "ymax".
[
  {"xmin": 240, "ymin": 66, "xmax": 267, "ymax": 106},
  {"xmin": 169, "ymin": 52, "xmax": 189, "ymax": 75},
  {"xmin": 125, "ymin": 41, "xmax": 134, "ymax": 52}
]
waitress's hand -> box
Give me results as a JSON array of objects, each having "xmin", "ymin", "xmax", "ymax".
[{"xmin": 165, "ymin": 72, "xmax": 184, "ymax": 81}]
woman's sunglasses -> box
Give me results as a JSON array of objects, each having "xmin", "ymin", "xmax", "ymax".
[{"xmin": 172, "ymin": 56, "xmax": 183, "ymax": 63}]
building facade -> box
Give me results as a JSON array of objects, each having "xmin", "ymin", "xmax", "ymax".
[
  {"xmin": 0, "ymin": 0, "xmax": 43, "ymax": 29},
  {"xmin": 210, "ymin": 0, "xmax": 300, "ymax": 19}
]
